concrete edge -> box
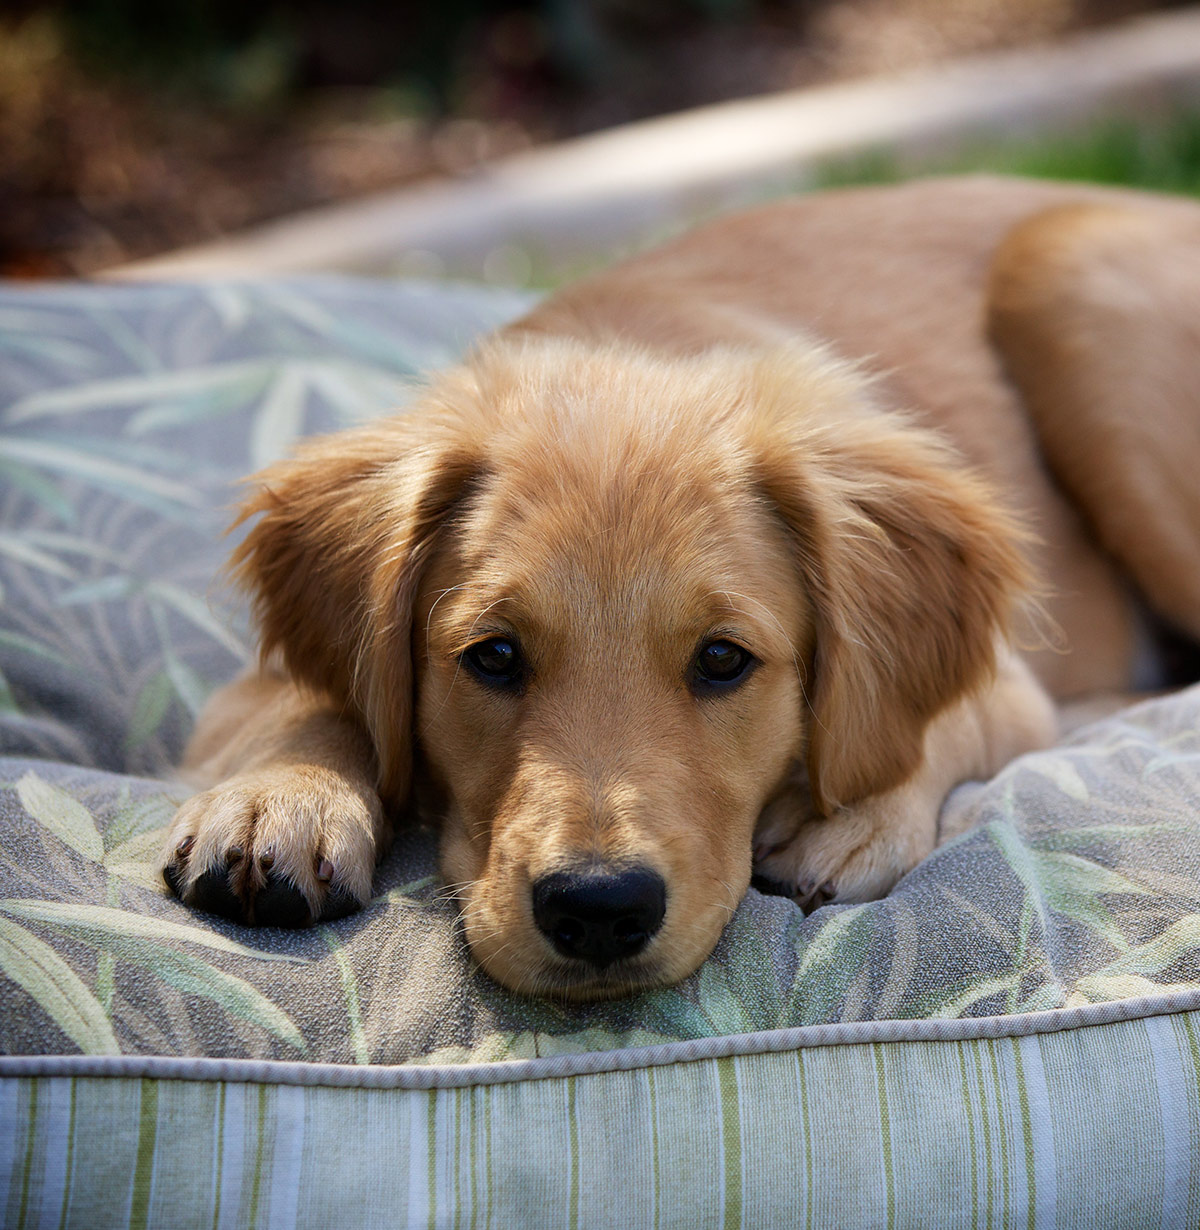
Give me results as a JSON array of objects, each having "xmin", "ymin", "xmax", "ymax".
[{"xmin": 108, "ymin": 6, "xmax": 1200, "ymax": 282}]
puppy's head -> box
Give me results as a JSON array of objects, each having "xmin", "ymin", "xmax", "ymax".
[{"xmin": 235, "ymin": 336, "xmax": 1027, "ymax": 997}]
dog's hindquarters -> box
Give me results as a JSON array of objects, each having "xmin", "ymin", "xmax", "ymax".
[{"xmin": 989, "ymin": 200, "xmax": 1200, "ymax": 664}]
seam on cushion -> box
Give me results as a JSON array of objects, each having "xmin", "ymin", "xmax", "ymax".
[{"xmin": 4, "ymin": 988, "xmax": 1200, "ymax": 1090}]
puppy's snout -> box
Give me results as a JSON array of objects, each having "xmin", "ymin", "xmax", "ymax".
[{"xmin": 531, "ymin": 866, "xmax": 667, "ymax": 967}]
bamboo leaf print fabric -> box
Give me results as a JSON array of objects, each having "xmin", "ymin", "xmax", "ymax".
[{"xmin": 4, "ymin": 277, "xmax": 1200, "ymax": 1067}]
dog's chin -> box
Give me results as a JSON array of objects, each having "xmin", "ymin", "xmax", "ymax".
[{"xmin": 478, "ymin": 949, "xmax": 679, "ymax": 1002}]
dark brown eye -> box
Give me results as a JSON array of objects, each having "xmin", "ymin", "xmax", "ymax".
[
  {"xmin": 693, "ymin": 639, "xmax": 755, "ymax": 690},
  {"xmin": 464, "ymin": 637, "xmax": 523, "ymax": 687}
]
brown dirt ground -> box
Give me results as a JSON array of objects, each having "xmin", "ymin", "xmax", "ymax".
[{"xmin": 0, "ymin": 0, "xmax": 1167, "ymax": 277}]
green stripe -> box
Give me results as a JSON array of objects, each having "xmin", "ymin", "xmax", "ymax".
[
  {"xmin": 795, "ymin": 1052, "xmax": 814, "ymax": 1230},
  {"xmin": 484, "ymin": 1086, "xmax": 494, "ymax": 1230},
  {"xmin": 987, "ymin": 1040, "xmax": 1012, "ymax": 1217},
  {"xmin": 956, "ymin": 1043, "xmax": 980, "ymax": 1228},
  {"xmin": 467, "ymin": 1089, "xmax": 478, "ymax": 1230},
  {"xmin": 246, "ymin": 1084, "xmax": 267, "ymax": 1229},
  {"xmin": 1181, "ymin": 1013, "xmax": 1200, "ymax": 1108},
  {"xmin": 55, "ymin": 1078, "xmax": 77, "ymax": 1230},
  {"xmin": 647, "ymin": 1067, "xmax": 661, "ymax": 1230},
  {"xmin": 717, "ymin": 1056, "xmax": 743, "ymax": 1230},
  {"xmin": 449, "ymin": 1090, "xmax": 459, "ymax": 1230},
  {"xmin": 453, "ymin": 1088, "xmax": 463, "ymax": 1230},
  {"xmin": 427, "ymin": 1093, "xmax": 438, "ymax": 1230},
  {"xmin": 1010, "ymin": 1038, "xmax": 1037, "ymax": 1230},
  {"xmin": 211, "ymin": 1084, "xmax": 226, "ymax": 1230},
  {"xmin": 17, "ymin": 1080, "xmax": 36, "ymax": 1230},
  {"xmin": 973, "ymin": 1042, "xmax": 995, "ymax": 1230},
  {"xmin": 1179, "ymin": 1016, "xmax": 1200, "ymax": 1218},
  {"xmin": 873, "ymin": 1045, "xmax": 895, "ymax": 1229},
  {"xmin": 129, "ymin": 1078, "xmax": 158, "ymax": 1230},
  {"xmin": 567, "ymin": 1077, "xmax": 580, "ymax": 1230}
]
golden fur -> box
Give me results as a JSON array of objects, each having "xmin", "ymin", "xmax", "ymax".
[{"xmin": 165, "ymin": 175, "xmax": 1200, "ymax": 998}]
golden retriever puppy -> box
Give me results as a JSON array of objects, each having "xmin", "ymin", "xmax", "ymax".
[{"xmin": 163, "ymin": 175, "xmax": 1200, "ymax": 998}]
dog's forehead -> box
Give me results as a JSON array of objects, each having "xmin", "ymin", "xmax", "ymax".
[
  {"xmin": 479, "ymin": 414, "xmax": 746, "ymax": 562},
  {"xmin": 429, "ymin": 421, "xmax": 801, "ymax": 651}
]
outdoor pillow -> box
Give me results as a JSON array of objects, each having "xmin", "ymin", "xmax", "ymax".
[{"xmin": 2, "ymin": 276, "xmax": 1200, "ymax": 1227}]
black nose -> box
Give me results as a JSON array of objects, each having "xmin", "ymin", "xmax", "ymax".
[{"xmin": 531, "ymin": 866, "xmax": 667, "ymax": 967}]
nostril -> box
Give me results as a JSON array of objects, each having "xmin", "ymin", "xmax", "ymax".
[{"xmin": 531, "ymin": 865, "xmax": 667, "ymax": 967}]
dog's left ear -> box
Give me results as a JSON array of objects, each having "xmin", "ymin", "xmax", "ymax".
[
  {"xmin": 230, "ymin": 409, "xmax": 482, "ymax": 808},
  {"xmin": 757, "ymin": 408, "xmax": 1031, "ymax": 815}
]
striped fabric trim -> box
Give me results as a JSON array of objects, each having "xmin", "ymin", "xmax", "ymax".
[
  {"xmin": 4, "ymin": 986, "xmax": 1200, "ymax": 1091},
  {"xmin": 5, "ymin": 1011, "xmax": 1200, "ymax": 1229}
]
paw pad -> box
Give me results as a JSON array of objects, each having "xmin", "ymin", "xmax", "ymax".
[{"xmin": 163, "ymin": 838, "xmax": 360, "ymax": 928}]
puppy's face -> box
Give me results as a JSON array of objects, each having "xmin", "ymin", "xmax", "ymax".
[
  {"xmin": 238, "ymin": 337, "xmax": 1024, "ymax": 998},
  {"xmin": 414, "ymin": 404, "xmax": 809, "ymax": 996}
]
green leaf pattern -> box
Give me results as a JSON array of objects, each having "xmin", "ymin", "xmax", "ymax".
[{"xmin": 2, "ymin": 279, "xmax": 1200, "ymax": 1065}]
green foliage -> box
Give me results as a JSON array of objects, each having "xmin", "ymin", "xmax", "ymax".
[
  {"xmin": 57, "ymin": 0, "xmax": 297, "ymax": 107},
  {"xmin": 816, "ymin": 107, "xmax": 1200, "ymax": 197}
]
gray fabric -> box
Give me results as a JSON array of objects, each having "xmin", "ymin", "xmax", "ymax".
[{"xmin": 2, "ymin": 277, "xmax": 1200, "ymax": 1066}]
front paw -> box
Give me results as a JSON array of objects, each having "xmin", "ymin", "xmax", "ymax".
[
  {"xmin": 162, "ymin": 766, "xmax": 384, "ymax": 927},
  {"xmin": 753, "ymin": 788, "xmax": 936, "ymax": 912}
]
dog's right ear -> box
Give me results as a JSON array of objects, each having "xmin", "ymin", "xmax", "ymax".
[
  {"xmin": 230, "ymin": 411, "xmax": 481, "ymax": 808},
  {"xmin": 750, "ymin": 360, "xmax": 1031, "ymax": 817}
]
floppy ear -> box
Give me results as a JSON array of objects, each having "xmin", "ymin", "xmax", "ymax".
[
  {"xmin": 757, "ymin": 410, "xmax": 1031, "ymax": 815},
  {"xmin": 230, "ymin": 413, "xmax": 480, "ymax": 807}
]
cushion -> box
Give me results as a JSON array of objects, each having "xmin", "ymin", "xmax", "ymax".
[{"xmin": 3, "ymin": 276, "xmax": 1200, "ymax": 1225}]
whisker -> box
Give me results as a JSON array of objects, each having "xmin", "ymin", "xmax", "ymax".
[
  {"xmin": 714, "ymin": 878, "xmax": 742, "ymax": 919},
  {"xmin": 712, "ymin": 587, "xmax": 830, "ymax": 739},
  {"xmin": 424, "ymin": 584, "xmax": 471, "ymax": 667},
  {"xmin": 712, "ymin": 588, "xmax": 806, "ymax": 686},
  {"xmin": 434, "ymin": 878, "xmax": 475, "ymax": 907},
  {"xmin": 418, "ymin": 594, "xmax": 515, "ymax": 735},
  {"xmin": 464, "ymin": 596, "xmax": 516, "ymax": 638}
]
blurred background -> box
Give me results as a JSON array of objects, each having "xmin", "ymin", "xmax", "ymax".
[{"xmin": 3, "ymin": 0, "xmax": 1198, "ymax": 278}]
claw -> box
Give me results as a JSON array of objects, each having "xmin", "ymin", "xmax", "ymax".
[
  {"xmin": 753, "ymin": 839, "xmax": 780, "ymax": 863},
  {"xmin": 794, "ymin": 877, "xmax": 817, "ymax": 903},
  {"xmin": 795, "ymin": 879, "xmax": 837, "ymax": 911}
]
